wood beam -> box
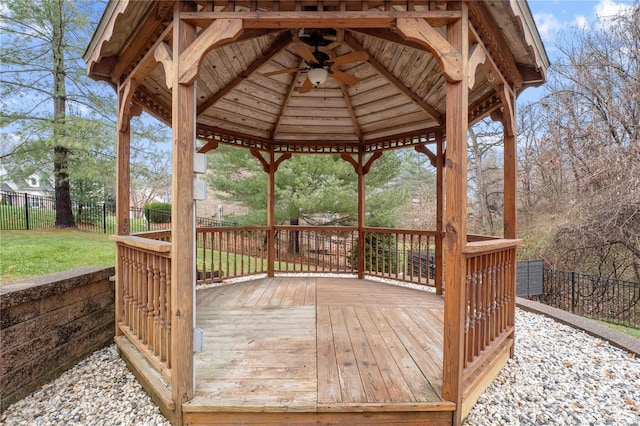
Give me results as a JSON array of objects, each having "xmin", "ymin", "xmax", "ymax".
[
  {"xmin": 154, "ymin": 42, "xmax": 174, "ymax": 90},
  {"xmin": 351, "ymin": 28, "xmax": 442, "ymax": 54},
  {"xmin": 362, "ymin": 151, "xmax": 382, "ymax": 175},
  {"xmin": 118, "ymin": 78, "xmax": 136, "ymax": 132},
  {"xmin": 340, "ymin": 153, "xmax": 359, "ymax": 172},
  {"xmin": 180, "ymin": 11, "xmax": 462, "ymax": 29},
  {"xmin": 197, "ymin": 140, "xmax": 218, "ymax": 154},
  {"xmin": 467, "ymin": 1, "xmax": 523, "ymax": 89},
  {"xmin": 250, "ymin": 148, "xmax": 270, "ymax": 173},
  {"xmin": 170, "ymin": 2, "xmax": 196, "ymax": 421},
  {"xmin": 110, "ymin": 1, "xmax": 175, "ymax": 83},
  {"xmin": 271, "ymin": 63, "xmax": 304, "ymax": 139},
  {"xmin": 114, "ymin": 81, "xmax": 131, "ymax": 342},
  {"xmin": 249, "ymin": 149, "xmax": 291, "ymax": 173},
  {"xmin": 179, "ymin": 18, "xmax": 244, "ymax": 85},
  {"xmin": 442, "ymin": 3, "xmax": 468, "ymax": 424},
  {"xmin": 258, "ymin": 150, "xmax": 291, "ymax": 277},
  {"xmin": 414, "ymin": 144, "xmax": 436, "ymax": 167},
  {"xmin": 467, "ymin": 43, "xmax": 486, "ymax": 90},
  {"xmin": 502, "ymin": 86, "xmax": 517, "ymax": 240},
  {"xmin": 344, "ymin": 33, "xmax": 444, "ymax": 125},
  {"xmin": 331, "ymin": 44, "xmax": 364, "ymax": 142},
  {"xmin": 396, "ymin": 18, "xmax": 462, "ymax": 83},
  {"xmin": 198, "ymin": 31, "xmax": 292, "ymax": 117},
  {"xmin": 273, "ymin": 152, "xmax": 292, "ymax": 172},
  {"xmin": 119, "ymin": 23, "xmax": 173, "ymax": 91},
  {"xmin": 435, "ymin": 131, "xmax": 444, "ymax": 296},
  {"xmin": 357, "ymin": 153, "xmax": 365, "ymax": 279},
  {"xmin": 267, "ymin": 149, "xmax": 275, "ymax": 277}
]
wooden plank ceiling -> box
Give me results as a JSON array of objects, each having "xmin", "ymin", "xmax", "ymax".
[
  {"xmin": 87, "ymin": 1, "xmax": 548, "ymax": 152},
  {"xmin": 142, "ymin": 27, "xmax": 455, "ymax": 150}
]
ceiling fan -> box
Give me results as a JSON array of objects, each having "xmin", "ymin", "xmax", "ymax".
[{"xmin": 264, "ymin": 32, "xmax": 369, "ymax": 93}]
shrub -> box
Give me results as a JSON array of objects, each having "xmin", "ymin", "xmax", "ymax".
[
  {"xmin": 144, "ymin": 202, "xmax": 172, "ymax": 223},
  {"xmin": 351, "ymin": 232, "xmax": 397, "ymax": 273}
]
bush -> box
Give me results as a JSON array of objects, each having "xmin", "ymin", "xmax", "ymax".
[
  {"xmin": 351, "ymin": 232, "xmax": 398, "ymax": 273},
  {"xmin": 144, "ymin": 202, "xmax": 172, "ymax": 223}
]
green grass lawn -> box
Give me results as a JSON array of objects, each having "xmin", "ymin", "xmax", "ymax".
[
  {"xmin": 0, "ymin": 229, "xmax": 116, "ymax": 284},
  {"xmin": 596, "ymin": 320, "xmax": 640, "ymax": 340}
]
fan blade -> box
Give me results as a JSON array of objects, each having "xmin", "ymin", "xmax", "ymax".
[
  {"xmin": 330, "ymin": 51, "xmax": 369, "ymax": 65},
  {"xmin": 292, "ymin": 44, "xmax": 317, "ymax": 63},
  {"xmin": 329, "ymin": 69, "xmax": 360, "ymax": 86},
  {"xmin": 264, "ymin": 68, "xmax": 304, "ymax": 76},
  {"xmin": 299, "ymin": 77, "xmax": 313, "ymax": 93}
]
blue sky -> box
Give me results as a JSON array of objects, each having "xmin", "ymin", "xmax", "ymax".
[{"xmin": 520, "ymin": 0, "xmax": 634, "ymax": 102}]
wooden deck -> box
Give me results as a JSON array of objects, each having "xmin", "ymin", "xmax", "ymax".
[{"xmin": 182, "ymin": 277, "xmax": 455, "ymax": 425}]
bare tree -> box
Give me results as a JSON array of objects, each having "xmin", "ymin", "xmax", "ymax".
[
  {"xmin": 517, "ymin": 2, "xmax": 640, "ymax": 280},
  {"xmin": 467, "ymin": 120, "xmax": 504, "ymax": 235}
]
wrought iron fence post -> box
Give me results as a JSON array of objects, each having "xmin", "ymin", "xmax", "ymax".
[
  {"xmin": 146, "ymin": 208, "xmax": 151, "ymax": 231},
  {"xmin": 24, "ymin": 193, "xmax": 29, "ymax": 230},
  {"xmin": 571, "ymin": 271, "xmax": 576, "ymax": 314},
  {"xmin": 103, "ymin": 203, "xmax": 107, "ymax": 234}
]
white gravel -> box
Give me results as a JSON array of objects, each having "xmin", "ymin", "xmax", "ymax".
[
  {"xmin": 2, "ymin": 294, "xmax": 638, "ymax": 425},
  {"xmin": 464, "ymin": 309, "xmax": 640, "ymax": 426},
  {"xmin": 1, "ymin": 345, "xmax": 170, "ymax": 426}
]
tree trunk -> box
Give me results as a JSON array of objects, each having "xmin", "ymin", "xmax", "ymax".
[{"xmin": 52, "ymin": 3, "xmax": 75, "ymax": 228}]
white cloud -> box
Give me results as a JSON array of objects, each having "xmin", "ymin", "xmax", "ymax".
[
  {"xmin": 533, "ymin": 12, "xmax": 563, "ymax": 43},
  {"xmin": 595, "ymin": 0, "xmax": 631, "ymax": 18},
  {"xmin": 574, "ymin": 15, "xmax": 590, "ymax": 30},
  {"xmin": 594, "ymin": 0, "xmax": 633, "ymax": 29}
]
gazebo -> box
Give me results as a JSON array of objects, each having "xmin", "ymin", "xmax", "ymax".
[{"xmin": 85, "ymin": 1, "xmax": 548, "ymax": 425}]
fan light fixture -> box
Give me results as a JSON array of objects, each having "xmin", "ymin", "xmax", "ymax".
[{"xmin": 307, "ymin": 67, "xmax": 328, "ymax": 86}]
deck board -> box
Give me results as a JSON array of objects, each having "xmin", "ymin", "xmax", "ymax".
[{"xmin": 184, "ymin": 276, "xmax": 453, "ymax": 422}]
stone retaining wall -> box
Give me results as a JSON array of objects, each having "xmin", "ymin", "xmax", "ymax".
[{"xmin": 1, "ymin": 266, "xmax": 115, "ymax": 412}]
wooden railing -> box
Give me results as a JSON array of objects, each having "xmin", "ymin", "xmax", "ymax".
[
  {"xmin": 196, "ymin": 226, "xmax": 269, "ymax": 283},
  {"xmin": 111, "ymin": 234, "xmax": 172, "ymax": 381},
  {"xmin": 194, "ymin": 226, "xmax": 443, "ymax": 287},
  {"xmin": 363, "ymin": 227, "xmax": 440, "ymax": 288},
  {"xmin": 461, "ymin": 239, "xmax": 519, "ymax": 382},
  {"xmin": 273, "ymin": 226, "xmax": 358, "ymax": 273}
]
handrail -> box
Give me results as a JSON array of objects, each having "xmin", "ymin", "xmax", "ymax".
[
  {"xmin": 463, "ymin": 238, "xmax": 522, "ymax": 254},
  {"xmin": 112, "ymin": 235, "xmax": 172, "ymax": 382},
  {"xmin": 131, "ymin": 229, "xmax": 172, "ymax": 241},
  {"xmin": 461, "ymin": 239, "xmax": 520, "ymax": 384},
  {"xmin": 111, "ymin": 234, "xmax": 171, "ymax": 253}
]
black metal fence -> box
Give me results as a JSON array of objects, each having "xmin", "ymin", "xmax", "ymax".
[
  {"xmin": 0, "ymin": 189, "xmax": 235, "ymax": 234},
  {"xmin": 542, "ymin": 269, "xmax": 640, "ymax": 329}
]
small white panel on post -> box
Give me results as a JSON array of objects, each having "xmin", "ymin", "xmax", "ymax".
[
  {"xmin": 194, "ymin": 153, "xmax": 207, "ymax": 174},
  {"xmin": 194, "ymin": 178, "xmax": 207, "ymax": 200}
]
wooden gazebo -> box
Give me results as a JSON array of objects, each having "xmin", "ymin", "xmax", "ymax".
[{"xmin": 85, "ymin": 1, "xmax": 548, "ymax": 425}]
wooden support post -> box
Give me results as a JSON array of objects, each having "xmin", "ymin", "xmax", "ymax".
[
  {"xmin": 435, "ymin": 131, "xmax": 444, "ymax": 295},
  {"xmin": 267, "ymin": 149, "xmax": 276, "ymax": 277},
  {"xmin": 341, "ymin": 152, "xmax": 380, "ymax": 279},
  {"xmin": 442, "ymin": 3, "xmax": 468, "ymax": 425},
  {"xmin": 503, "ymin": 93, "xmax": 517, "ymax": 240},
  {"xmin": 170, "ymin": 2, "xmax": 196, "ymax": 421},
  {"xmin": 115, "ymin": 82, "xmax": 132, "ymax": 336},
  {"xmin": 502, "ymin": 91, "xmax": 517, "ymax": 357},
  {"xmin": 357, "ymin": 152, "xmax": 366, "ymax": 279},
  {"xmin": 249, "ymin": 149, "xmax": 290, "ymax": 277}
]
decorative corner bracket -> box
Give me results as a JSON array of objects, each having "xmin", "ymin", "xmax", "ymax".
[
  {"xmin": 179, "ymin": 19, "xmax": 243, "ymax": 85},
  {"xmin": 396, "ymin": 18, "xmax": 462, "ymax": 83}
]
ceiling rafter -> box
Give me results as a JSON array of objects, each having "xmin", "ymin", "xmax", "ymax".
[
  {"xmin": 338, "ymin": 79, "xmax": 363, "ymax": 143},
  {"xmin": 344, "ymin": 33, "xmax": 443, "ymax": 125},
  {"xmin": 329, "ymin": 46, "xmax": 363, "ymax": 143},
  {"xmin": 271, "ymin": 59, "xmax": 306, "ymax": 140},
  {"xmin": 196, "ymin": 31, "xmax": 292, "ymax": 116}
]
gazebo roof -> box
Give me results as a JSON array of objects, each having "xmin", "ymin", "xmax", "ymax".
[{"xmin": 85, "ymin": 1, "xmax": 548, "ymax": 153}]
